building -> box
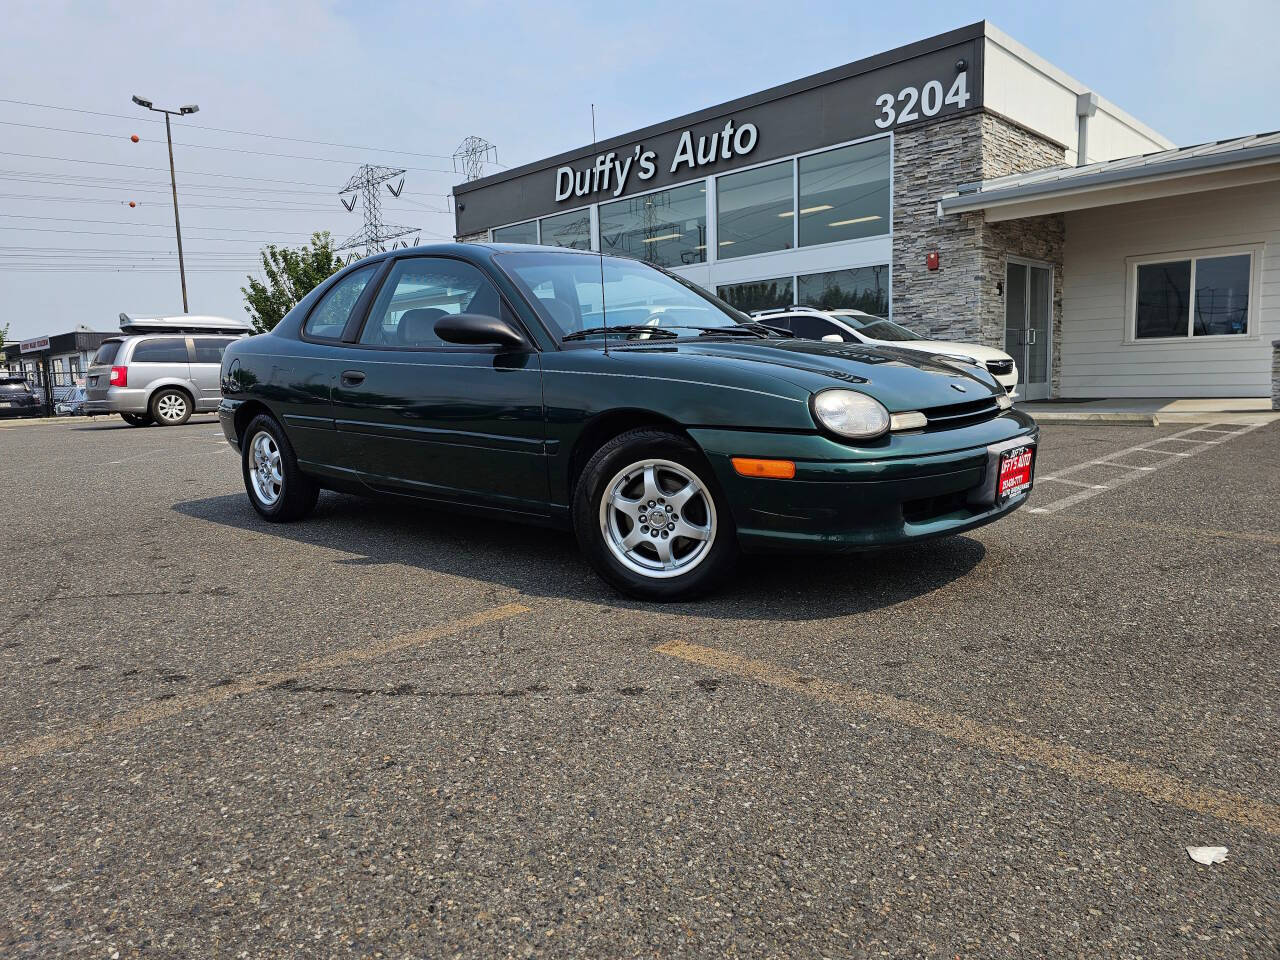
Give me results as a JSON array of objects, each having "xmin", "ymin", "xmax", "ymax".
[
  {"xmin": 1, "ymin": 328, "xmax": 116, "ymax": 399},
  {"xmin": 452, "ymin": 21, "xmax": 1277, "ymax": 401}
]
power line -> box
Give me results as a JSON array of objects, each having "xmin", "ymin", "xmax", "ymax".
[
  {"xmin": 0, "ymin": 213, "xmax": 345, "ymax": 236},
  {"xmin": 0, "ymin": 119, "xmax": 472, "ymax": 176},
  {"xmin": 0, "ymin": 225, "xmax": 324, "ymax": 243},
  {"xmin": 0, "ymin": 190, "xmax": 450, "ymax": 215},
  {"xmin": 0, "ymin": 151, "xmax": 446, "ymax": 196},
  {"xmin": 0, "ymin": 97, "xmax": 507, "ymax": 168}
]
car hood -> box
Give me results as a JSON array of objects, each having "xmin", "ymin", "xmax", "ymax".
[
  {"xmin": 866, "ymin": 338, "xmax": 1014, "ymax": 365},
  {"xmin": 616, "ymin": 338, "xmax": 1003, "ymax": 411}
]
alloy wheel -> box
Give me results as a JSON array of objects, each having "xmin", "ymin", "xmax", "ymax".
[
  {"xmin": 155, "ymin": 393, "xmax": 188, "ymax": 424},
  {"xmin": 598, "ymin": 458, "xmax": 716, "ymax": 579},
  {"xmin": 249, "ymin": 430, "xmax": 284, "ymax": 506}
]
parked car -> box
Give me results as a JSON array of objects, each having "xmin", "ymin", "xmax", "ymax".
[
  {"xmin": 219, "ymin": 245, "xmax": 1037, "ymax": 600},
  {"xmin": 0, "ymin": 376, "xmax": 42, "ymax": 418},
  {"xmin": 84, "ymin": 314, "xmax": 253, "ymax": 426},
  {"xmin": 753, "ymin": 306, "xmax": 1020, "ymax": 396},
  {"xmin": 56, "ymin": 385, "xmax": 87, "ymax": 417}
]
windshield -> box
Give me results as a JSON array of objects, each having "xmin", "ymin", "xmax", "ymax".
[
  {"xmin": 832, "ymin": 312, "xmax": 922, "ymax": 342},
  {"xmin": 495, "ymin": 251, "xmax": 750, "ymax": 341}
]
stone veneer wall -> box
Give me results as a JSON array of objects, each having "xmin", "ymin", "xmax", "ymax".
[
  {"xmin": 456, "ymin": 230, "xmax": 488, "ymax": 243},
  {"xmin": 892, "ymin": 112, "xmax": 1067, "ymax": 395}
]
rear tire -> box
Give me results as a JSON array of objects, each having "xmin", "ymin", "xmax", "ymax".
[
  {"xmin": 573, "ymin": 428, "xmax": 737, "ymax": 601},
  {"xmin": 150, "ymin": 388, "xmax": 192, "ymax": 426},
  {"xmin": 241, "ymin": 413, "xmax": 319, "ymax": 522},
  {"xmin": 121, "ymin": 413, "xmax": 153, "ymax": 427}
]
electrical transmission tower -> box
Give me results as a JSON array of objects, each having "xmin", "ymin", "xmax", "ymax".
[
  {"xmin": 453, "ymin": 136, "xmax": 497, "ymax": 181},
  {"xmin": 337, "ymin": 164, "xmax": 419, "ymax": 258}
]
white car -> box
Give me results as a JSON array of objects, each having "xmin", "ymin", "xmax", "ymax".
[{"xmin": 752, "ymin": 306, "xmax": 1019, "ymax": 395}]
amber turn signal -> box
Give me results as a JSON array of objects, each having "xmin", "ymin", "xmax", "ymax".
[{"xmin": 731, "ymin": 457, "xmax": 796, "ymax": 479}]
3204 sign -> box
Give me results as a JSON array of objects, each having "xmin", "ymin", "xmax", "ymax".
[{"xmin": 874, "ymin": 71, "xmax": 971, "ymax": 129}]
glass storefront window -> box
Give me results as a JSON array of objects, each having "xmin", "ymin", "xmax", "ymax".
[
  {"xmin": 492, "ymin": 220, "xmax": 538, "ymax": 244},
  {"xmin": 798, "ymin": 139, "xmax": 890, "ymax": 247},
  {"xmin": 797, "ymin": 266, "xmax": 889, "ymax": 315},
  {"xmin": 716, "ymin": 276, "xmax": 794, "ymax": 313},
  {"xmin": 539, "ymin": 209, "xmax": 592, "ymax": 250},
  {"xmin": 600, "ymin": 182, "xmax": 707, "ymax": 268},
  {"xmin": 716, "ymin": 160, "xmax": 793, "ymax": 259}
]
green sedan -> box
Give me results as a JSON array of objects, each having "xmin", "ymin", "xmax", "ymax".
[{"xmin": 219, "ymin": 244, "xmax": 1037, "ymax": 600}]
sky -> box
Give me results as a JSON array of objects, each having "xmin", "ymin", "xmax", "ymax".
[{"xmin": 1, "ymin": 0, "xmax": 1277, "ymax": 341}]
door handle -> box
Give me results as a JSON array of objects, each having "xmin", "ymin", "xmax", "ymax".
[
  {"xmin": 340, "ymin": 370, "xmax": 365, "ymax": 386},
  {"xmin": 1026, "ymin": 329, "xmax": 1036, "ymax": 345}
]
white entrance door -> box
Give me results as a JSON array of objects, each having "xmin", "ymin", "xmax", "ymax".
[{"xmin": 1004, "ymin": 261, "xmax": 1052, "ymax": 401}]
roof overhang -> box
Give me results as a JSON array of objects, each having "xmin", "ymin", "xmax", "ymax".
[{"xmin": 939, "ymin": 141, "xmax": 1280, "ymax": 222}]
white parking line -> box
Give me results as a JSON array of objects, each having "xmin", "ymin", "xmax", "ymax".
[{"xmin": 1028, "ymin": 422, "xmax": 1263, "ymax": 516}]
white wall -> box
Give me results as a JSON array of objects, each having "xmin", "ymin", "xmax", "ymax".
[
  {"xmin": 1060, "ymin": 181, "xmax": 1279, "ymax": 397},
  {"xmin": 983, "ymin": 27, "xmax": 1173, "ymax": 165}
]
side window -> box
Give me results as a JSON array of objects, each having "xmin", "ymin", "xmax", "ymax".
[
  {"xmin": 359, "ymin": 257, "xmax": 505, "ymax": 347},
  {"xmin": 193, "ymin": 338, "xmax": 235, "ymax": 364},
  {"xmin": 761, "ymin": 315, "xmax": 792, "ymax": 333},
  {"xmin": 304, "ymin": 264, "xmax": 377, "ymax": 340},
  {"xmin": 130, "ymin": 338, "xmax": 189, "ymax": 363},
  {"xmin": 788, "ymin": 315, "xmax": 840, "ymax": 340}
]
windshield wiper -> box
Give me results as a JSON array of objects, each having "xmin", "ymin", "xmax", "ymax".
[
  {"xmin": 653, "ymin": 323, "xmax": 769, "ymax": 339},
  {"xmin": 739, "ymin": 321, "xmax": 795, "ymax": 337},
  {"xmin": 561, "ymin": 324, "xmax": 679, "ymax": 342}
]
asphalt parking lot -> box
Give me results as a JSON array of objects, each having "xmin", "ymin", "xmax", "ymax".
[{"xmin": 1, "ymin": 415, "xmax": 1276, "ymax": 958}]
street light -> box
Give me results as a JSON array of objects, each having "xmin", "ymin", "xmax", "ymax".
[{"xmin": 131, "ymin": 94, "xmax": 199, "ymax": 312}]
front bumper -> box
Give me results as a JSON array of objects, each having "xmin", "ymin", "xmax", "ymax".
[
  {"xmin": 218, "ymin": 398, "xmax": 242, "ymax": 450},
  {"xmin": 692, "ymin": 414, "xmax": 1038, "ymax": 553}
]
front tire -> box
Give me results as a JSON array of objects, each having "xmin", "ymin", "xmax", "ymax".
[
  {"xmin": 150, "ymin": 388, "xmax": 192, "ymax": 426},
  {"xmin": 573, "ymin": 428, "xmax": 737, "ymax": 601},
  {"xmin": 241, "ymin": 414, "xmax": 319, "ymax": 522}
]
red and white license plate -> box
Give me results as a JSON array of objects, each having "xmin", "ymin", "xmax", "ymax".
[{"xmin": 997, "ymin": 445, "xmax": 1034, "ymax": 501}]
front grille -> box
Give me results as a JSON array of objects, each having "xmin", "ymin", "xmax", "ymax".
[
  {"xmin": 986, "ymin": 359, "xmax": 1013, "ymax": 376},
  {"xmin": 920, "ymin": 396, "xmax": 1001, "ymax": 431},
  {"xmin": 903, "ymin": 489, "xmax": 975, "ymax": 524}
]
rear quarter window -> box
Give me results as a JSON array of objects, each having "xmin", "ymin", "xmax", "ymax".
[
  {"xmin": 92, "ymin": 341, "xmax": 122, "ymax": 365},
  {"xmin": 129, "ymin": 338, "xmax": 189, "ymax": 363},
  {"xmin": 193, "ymin": 337, "xmax": 235, "ymax": 364}
]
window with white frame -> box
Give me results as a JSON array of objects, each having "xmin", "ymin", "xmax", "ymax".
[{"xmin": 1132, "ymin": 250, "xmax": 1254, "ymax": 339}]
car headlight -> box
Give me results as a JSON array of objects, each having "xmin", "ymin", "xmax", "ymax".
[{"xmin": 811, "ymin": 389, "xmax": 890, "ymax": 440}]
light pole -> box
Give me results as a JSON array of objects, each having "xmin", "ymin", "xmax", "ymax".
[{"xmin": 131, "ymin": 95, "xmax": 199, "ymax": 313}]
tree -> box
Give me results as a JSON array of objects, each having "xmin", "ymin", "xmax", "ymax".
[{"xmin": 241, "ymin": 231, "xmax": 345, "ymax": 333}]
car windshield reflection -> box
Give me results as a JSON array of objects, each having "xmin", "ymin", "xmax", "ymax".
[{"xmin": 496, "ymin": 251, "xmax": 749, "ymax": 341}]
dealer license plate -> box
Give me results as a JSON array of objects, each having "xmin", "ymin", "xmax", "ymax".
[{"xmin": 997, "ymin": 445, "xmax": 1034, "ymax": 501}]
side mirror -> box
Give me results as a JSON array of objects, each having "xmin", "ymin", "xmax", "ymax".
[
  {"xmin": 821, "ymin": 334, "xmax": 844, "ymax": 343},
  {"xmin": 434, "ymin": 312, "xmax": 526, "ymax": 348}
]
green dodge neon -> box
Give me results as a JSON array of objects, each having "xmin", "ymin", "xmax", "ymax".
[{"xmin": 219, "ymin": 244, "xmax": 1038, "ymax": 600}]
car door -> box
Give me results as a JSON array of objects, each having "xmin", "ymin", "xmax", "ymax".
[
  {"xmin": 274, "ymin": 262, "xmax": 382, "ymax": 473},
  {"xmin": 128, "ymin": 336, "xmax": 191, "ymax": 397},
  {"xmin": 330, "ymin": 255, "xmax": 548, "ymax": 515},
  {"xmin": 190, "ymin": 337, "xmax": 236, "ymax": 410}
]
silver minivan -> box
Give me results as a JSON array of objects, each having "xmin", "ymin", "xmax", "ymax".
[{"xmin": 85, "ymin": 314, "xmax": 253, "ymax": 426}]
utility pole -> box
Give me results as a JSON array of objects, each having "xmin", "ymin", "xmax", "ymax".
[{"xmin": 131, "ymin": 95, "xmax": 199, "ymax": 313}]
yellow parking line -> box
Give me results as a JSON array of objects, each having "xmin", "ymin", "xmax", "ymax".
[
  {"xmin": 3, "ymin": 602, "xmax": 529, "ymax": 766},
  {"xmin": 655, "ymin": 639, "xmax": 1280, "ymax": 836}
]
